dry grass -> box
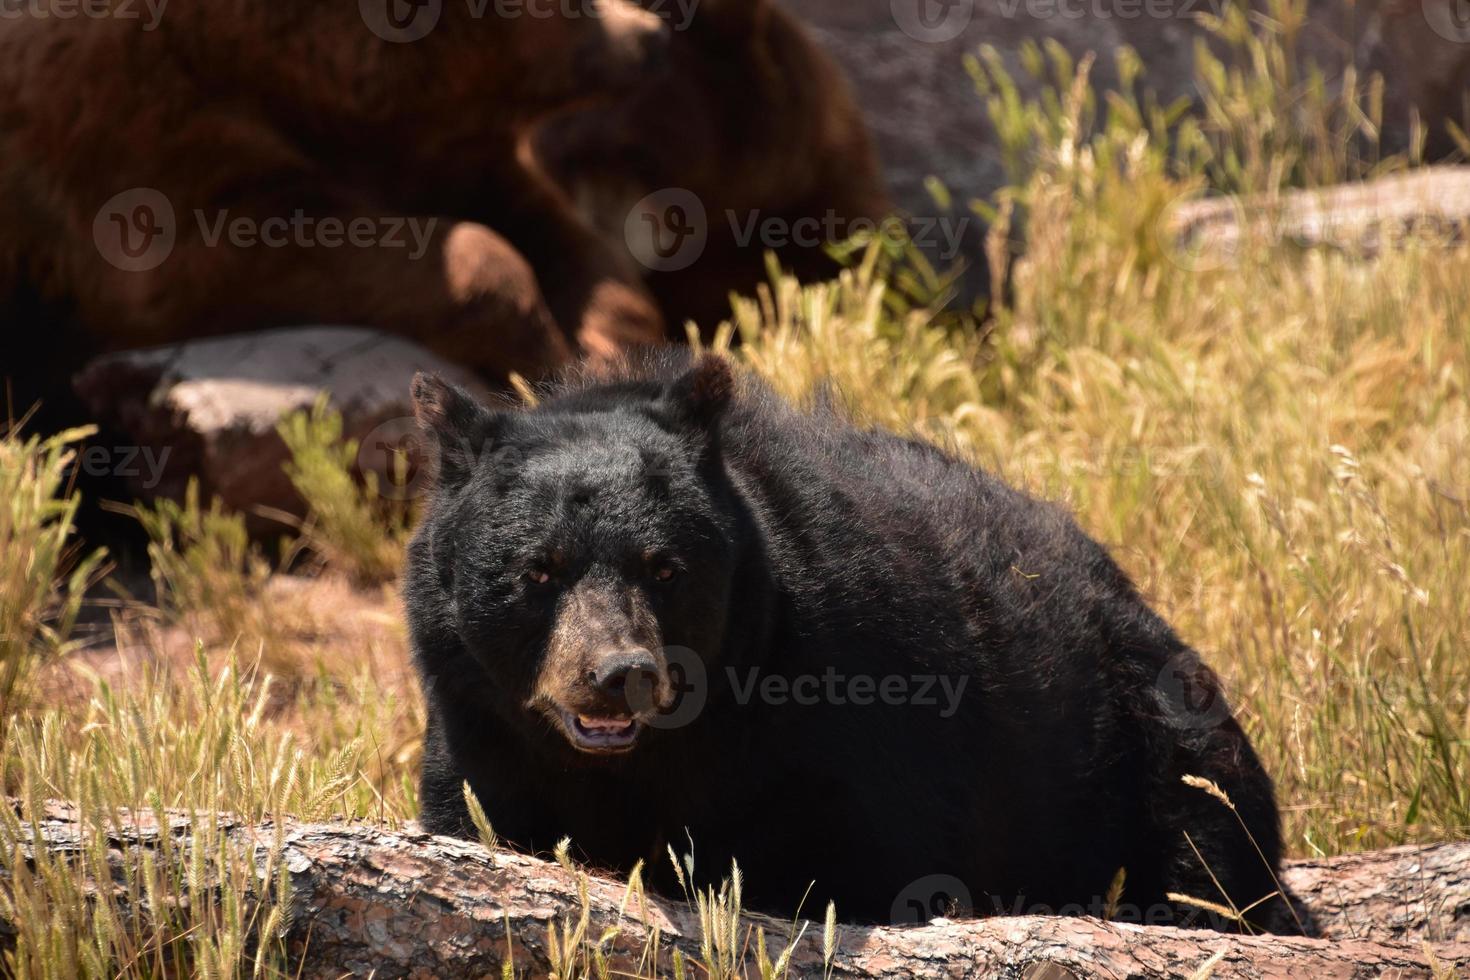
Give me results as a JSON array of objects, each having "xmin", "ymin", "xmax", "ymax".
[
  {"xmin": 0, "ymin": 427, "xmax": 105, "ymax": 721},
  {"xmin": 1, "ymin": 2, "xmax": 1467, "ymax": 974},
  {"xmin": 276, "ymin": 396, "xmax": 410, "ymax": 586}
]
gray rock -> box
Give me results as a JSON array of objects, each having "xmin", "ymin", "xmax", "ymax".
[
  {"xmin": 784, "ymin": 0, "xmax": 1469, "ymax": 234},
  {"xmin": 72, "ymin": 327, "xmax": 486, "ymax": 528}
]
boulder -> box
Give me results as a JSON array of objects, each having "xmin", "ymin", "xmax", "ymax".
[
  {"xmin": 71, "ymin": 327, "xmax": 486, "ymax": 528},
  {"xmin": 783, "ymin": 0, "xmax": 1470, "ymax": 289}
]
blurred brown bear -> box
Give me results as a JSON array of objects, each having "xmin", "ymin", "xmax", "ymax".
[
  {"xmin": 536, "ymin": 0, "xmax": 892, "ymax": 337},
  {"xmin": 0, "ymin": 0, "xmax": 669, "ymax": 390}
]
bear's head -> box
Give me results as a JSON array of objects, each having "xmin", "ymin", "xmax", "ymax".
[
  {"xmin": 483, "ymin": 0, "xmax": 671, "ymax": 118},
  {"xmin": 409, "ymin": 356, "xmax": 740, "ymax": 757},
  {"xmin": 535, "ymin": 0, "xmax": 887, "ymax": 227}
]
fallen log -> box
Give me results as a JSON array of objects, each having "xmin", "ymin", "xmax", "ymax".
[
  {"xmin": 1165, "ymin": 166, "xmax": 1470, "ymax": 267},
  {"xmin": 1288, "ymin": 840, "xmax": 1470, "ymax": 946},
  {"xmin": 8, "ymin": 802, "xmax": 1470, "ymax": 979}
]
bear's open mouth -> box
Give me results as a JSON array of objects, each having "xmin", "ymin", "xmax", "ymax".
[{"xmin": 560, "ymin": 710, "xmax": 643, "ymax": 753}]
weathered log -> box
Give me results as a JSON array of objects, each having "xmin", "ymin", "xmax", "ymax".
[
  {"xmin": 1166, "ymin": 166, "xmax": 1470, "ymax": 267},
  {"xmin": 9, "ymin": 803, "xmax": 1470, "ymax": 979},
  {"xmin": 1289, "ymin": 841, "xmax": 1470, "ymax": 946}
]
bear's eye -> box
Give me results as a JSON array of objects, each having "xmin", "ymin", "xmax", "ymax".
[
  {"xmin": 643, "ymin": 550, "xmax": 679, "ymax": 583},
  {"xmin": 524, "ymin": 568, "xmax": 552, "ymax": 586}
]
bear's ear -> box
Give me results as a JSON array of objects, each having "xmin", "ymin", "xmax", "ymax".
[
  {"xmin": 412, "ymin": 372, "xmax": 499, "ymax": 487},
  {"xmin": 657, "ymin": 354, "xmax": 735, "ymax": 432}
]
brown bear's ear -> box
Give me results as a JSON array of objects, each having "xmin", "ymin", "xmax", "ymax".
[
  {"xmin": 658, "ymin": 354, "xmax": 735, "ymax": 431},
  {"xmin": 412, "ymin": 372, "xmax": 499, "ymax": 486}
]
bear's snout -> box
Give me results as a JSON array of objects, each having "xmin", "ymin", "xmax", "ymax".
[
  {"xmin": 589, "ymin": 647, "xmax": 663, "ymax": 698},
  {"xmin": 534, "ymin": 579, "xmax": 669, "ymax": 754},
  {"xmin": 572, "ymin": 642, "xmax": 672, "ymax": 717}
]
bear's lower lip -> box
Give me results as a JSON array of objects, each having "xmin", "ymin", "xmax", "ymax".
[{"xmin": 561, "ymin": 711, "xmax": 642, "ymax": 753}]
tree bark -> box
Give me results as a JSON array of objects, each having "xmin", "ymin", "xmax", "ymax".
[
  {"xmin": 9, "ymin": 802, "xmax": 1470, "ymax": 979},
  {"xmin": 1287, "ymin": 841, "xmax": 1470, "ymax": 946}
]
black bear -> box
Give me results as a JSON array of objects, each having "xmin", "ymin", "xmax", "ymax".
[{"xmin": 405, "ymin": 353, "xmax": 1288, "ymax": 929}]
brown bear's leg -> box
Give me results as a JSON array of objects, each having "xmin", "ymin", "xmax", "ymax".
[
  {"xmin": 490, "ymin": 157, "xmax": 666, "ymax": 361},
  {"xmin": 81, "ymin": 211, "xmax": 572, "ymax": 384}
]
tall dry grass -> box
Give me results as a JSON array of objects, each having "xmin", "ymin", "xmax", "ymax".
[{"xmin": 0, "ymin": 427, "xmax": 105, "ymax": 720}]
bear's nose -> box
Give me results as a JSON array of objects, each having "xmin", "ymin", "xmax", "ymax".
[{"xmin": 590, "ymin": 648, "xmax": 662, "ymax": 696}]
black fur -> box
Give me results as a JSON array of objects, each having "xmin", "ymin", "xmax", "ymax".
[{"xmin": 405, "ymin": 352, "xmax": 1289, "ymax": 929}]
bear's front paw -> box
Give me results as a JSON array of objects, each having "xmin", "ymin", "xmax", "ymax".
[{"xmin": 576, "ymin": 280, "xmax": 667, "ymax": 363}]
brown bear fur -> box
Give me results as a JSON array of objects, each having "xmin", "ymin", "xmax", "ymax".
[
  {"xmin": 535, "ymin": 0, "xmax": 891, "ymax": 337},
  {"xmin": 0, "ymin": 0, "xmax": 669, "ymax": 389}
]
